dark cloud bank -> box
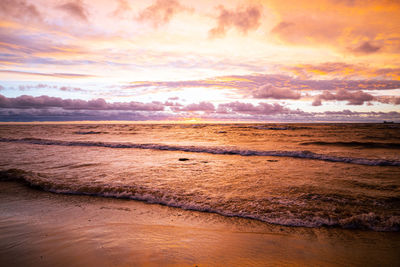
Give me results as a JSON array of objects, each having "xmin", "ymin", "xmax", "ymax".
[{"xmin": 0, "ymin": 94, "xmax": 399, "ymax": 122}]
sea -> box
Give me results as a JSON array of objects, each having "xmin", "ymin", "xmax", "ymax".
[{"xmin": 0, "ymin": 123, "xmax": 399, "ymax": 232}]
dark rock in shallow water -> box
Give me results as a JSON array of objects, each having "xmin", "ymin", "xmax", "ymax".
[
  {"xmin": 267, "ymin": 160, "xmax": 278, "ymax": 162},
  {"xmin": 179, "ymin": 158, "xmax": 190, "ymax": 161},
  {"xmin": 74, "ymin": 131, "xmax": 103, "ymax": 135}
]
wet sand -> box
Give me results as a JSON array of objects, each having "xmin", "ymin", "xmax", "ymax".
[{"xmin": 0, "ymin": 182, "xmax": 399, "ymax": 266}]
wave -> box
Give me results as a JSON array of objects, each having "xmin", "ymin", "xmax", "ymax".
[
  {"xmin": 1, "ymin": 137, "xmax": 399, "ymax": 166},
  {"xmin": 301, "ymin": 141, "xmax": 400, "ymax": 149},
  {"xmin": 247, "ymin": 125, "xmax": 308, "ymax": 130},
  {"xmin": 74, "ymin": 131, "xmax": 104, "ymax": 135},
  {"xmin": 1, "ymin": 169, "xmax": 399, "ymax": 232}
]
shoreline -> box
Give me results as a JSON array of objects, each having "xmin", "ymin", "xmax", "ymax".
[{"xmin": 1, "ymin": 182, "xmax": 399, "ymax": 266}]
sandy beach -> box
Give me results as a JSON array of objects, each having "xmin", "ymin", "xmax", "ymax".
[{"xmin": 1, "ymin": 181, "xmax": 399, "ymax": 266}]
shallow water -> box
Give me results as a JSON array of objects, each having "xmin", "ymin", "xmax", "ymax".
[
  {"xmin": 1, "ymin": 182, "xmax": 400, "ymax": 266},
  {"xmin": 0, "ymin": 123, "xmax": 399, "ymax": 231}
]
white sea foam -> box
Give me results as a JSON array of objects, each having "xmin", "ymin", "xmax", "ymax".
[{"xmin": 1, "ymin": 168, "xmax": 399, "ymax": 231}]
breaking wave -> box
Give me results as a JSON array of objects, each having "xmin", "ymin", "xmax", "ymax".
[
  {"xmin": 1, "ymin": 169, "xmax": 399, "ymax": 232},
  {"xmin": 301, "ymin": 141, "xmax": 400, "ymax": 149},
  {"xmin": 1, "ymin": 137, "xmax": 400, "ymax": 166}
]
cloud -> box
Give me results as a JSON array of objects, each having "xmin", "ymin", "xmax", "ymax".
[
  {"xmin": 374, "ymin": 96, "xmax": 400, "ymax": 105},
  {"xmin": 0, "ymin": 108, "xmax": 169, "ymax": 122},
  {"xmin": 14, "ymin": 84, "xmax": 88, "ymax": 93},
  {"xmin": 137, "ymin": 0, "xmax": 188, "ymax": 27},
  {"xmin": 0, "ymin": 94, "xmax": 165, "ymax": 111},
  {"xmin": 284, "ymin": 62, "xmax": 400, "ymax": 80},
  {"xmin": 172, "ymin": 101, "xmax": 215, "ymax": 112},
  {"xmin": 209, "ymin": 5, "xmax": 262, "ymax": 38},
  {"xmin": 0, "ymin": 0, "xmax": 41, "ymax": 21},
  {"xmin": 59, "ymin": 86, "xmax": 85, "ymax": 92},
  {"xmin": 314, "ymin": 89, "xmax": 374, "ymax": 105},
  {"xmin": 0, "ymin": 95, "xmax": 399, "ymax": 122},
  {"xmin": 163, "ymin": 101, "xmax": 182, "ymax": 107},
  {"xmin": 217, "ymin": 101, "xmax": 290, "ymax": 115},
  {"xmin": 350, "ymin": 41, "xmax": 382, "ymax": 55},
  {"xmin": 112, "ymin": 0, "xmax": 131, "ymax": 17},
  {"xmin": 0, "ymin": 26, "xmax": 87, "ymax": 63},
  {"xmin": 125, "ymin": 73, "xmax": 400, "ymax": 96},
  {"xmin": 269, "ymin": 0, "xmax": 400, "ymax": 55},
  {"xmin": 0, "ymin": 70, "xmax": 94, "ymax": 79},
  {"xmin": 253, "ymin": 84, "xmax": 301, "ymax": 99},
  {"xmin": 312, "ymin": 98, "xmax": 322, "ymax": 106},
  {"xmin": 271, "ymin": 17, "xmax": 343, "ymax": 45},
  {"xmin": 57, "ymin": 0, "xmax": 88, "ymax": 21}
]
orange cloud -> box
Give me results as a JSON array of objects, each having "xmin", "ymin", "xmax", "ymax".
[
  {"xmin": 269, "ymin": 0, "xmax": 400, "ymax": 55},
  {"xmin": 285, "ymin": 62, "xmax": 400, "ymax": 80}
]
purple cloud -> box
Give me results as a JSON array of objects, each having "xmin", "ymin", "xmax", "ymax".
[
  {"xmin": 172, "ymin": 101, "xmax": 215, "ymax": 112},
  {"xmin": 217, "ymin": 101, "xmax": 291, "ymax": 115},
  {"xmin": 314, "ymin": 89, "xmax": 374, "ymax": 105},
  {"xmin": 59, "ymin": 86, "xmax": 85, "ymax": 92},
  {"xmin": 253, "ymin": 84, "xmax": 301, "ymax": 99},
  {"xmin": 351, "ymin": 41, "xmax": 382, "ymax": 55},
  {"xmin": 374, "ymin": 96, "xmax": 400, "ymax": 105},
  {"xmin": 0, "ymin": 94, "xmax": 164, "ymax": 111},
  {"xmin": 0, "ymin": 95, "xmax": 399, "ymax": 122},
  {"xmin": 124, "ymin": 73, "xmax": 400, "ymax": 93},
  {"xmin": 312, "ymin": 98, "xmax": 322, "ymax": 106},
  {"xmin": 0, "ymin": 70, "xmax": 94, "ymax": 79}
]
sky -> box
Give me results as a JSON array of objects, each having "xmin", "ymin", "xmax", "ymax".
[{"xmin": 0, "ymin": 0, "xmax": 399, "ymax": 122}]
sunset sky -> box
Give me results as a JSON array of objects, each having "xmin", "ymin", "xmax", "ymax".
[{"xmin": 0, "ymin": 0, "xmax": 399, "ymax": 122}]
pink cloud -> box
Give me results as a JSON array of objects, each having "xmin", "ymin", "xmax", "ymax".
[
  {"xmin": 374, "ymin": 96, "xmax": 400, "ymax": 105},
  {"xmin": 217, "ymin": 101, "xmax": 290, "ymax": 115},
  {"xmin": 0, "ymin": 94, "xmax": 164, "ymax": 111},
  {"xmin": 0, "ymin": 0, "xmax": 41, "ymax": 21},
  {"xmin": 172, "ymin": 101, "xmax": 215, "ymax": 112},
  {"xmin": 124, "ymin": 73, "xmax": 400, "ymax": 94},
  {"xmin": 253, "ymin": 84, "xmax": 301, "ymax": 99},
  {"xmin": 312, "ymin": 98, "xmax": 322, "ymax": 106},
  {"xmin": 137, "ymin": 0, "xmax": 189, "ymax": 27},
  {"xmin": 0, "ymin": 70, "xmax": 94, "ymax": 79},
  {"xmin": 209, "ymin": 5, "xmax": 262, "ymax": 38},
  {"xmin": 314, "ymin": 89, "xmax": 374, "ymax": 105},
  {"xmin": 57, "ymin": 0, "xmax": 88, "ymax": 21},
  {"xmin": 112, "ymin": 0, "xmax": 131, "ymax": 17}
]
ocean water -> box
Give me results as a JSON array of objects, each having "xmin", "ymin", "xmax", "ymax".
[{"xmin": 0, "ymin": 123, "xmax": 399, "ymax": 231}]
